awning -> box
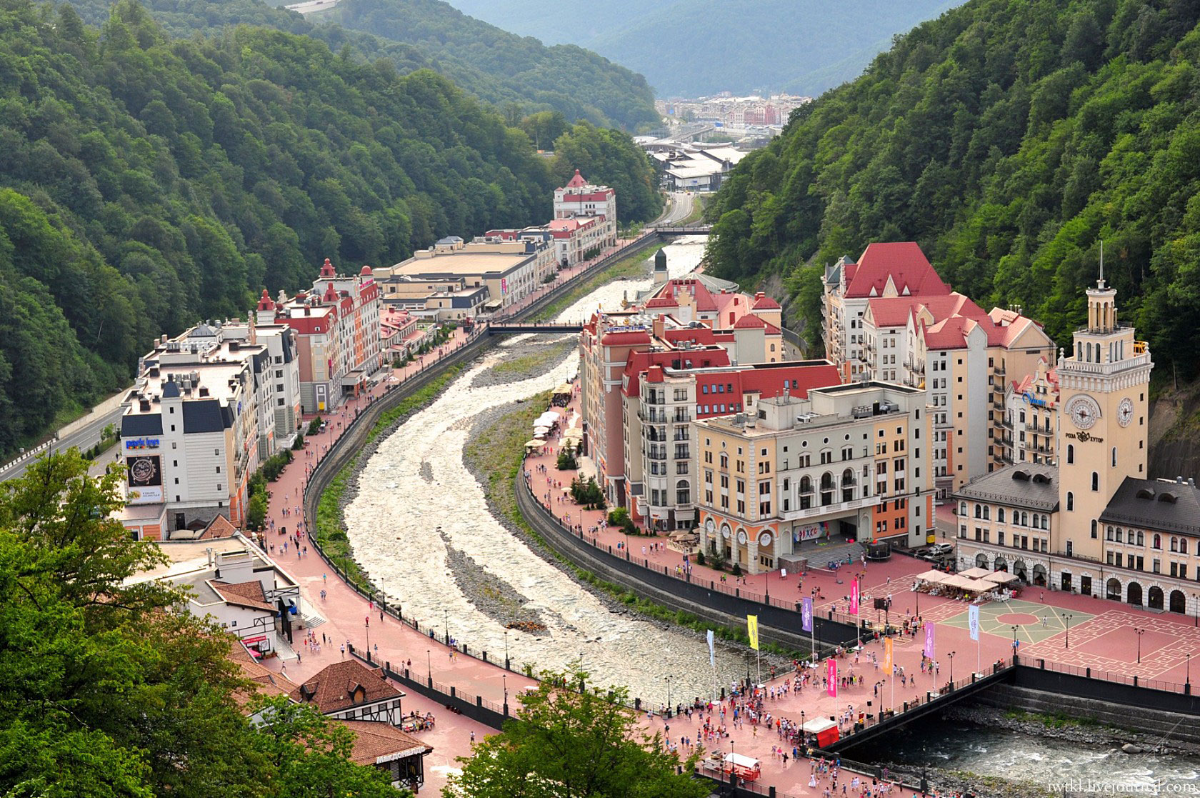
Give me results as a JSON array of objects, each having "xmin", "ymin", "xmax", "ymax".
[
  {"xmin": 959, "ymin": 567, "xmax": 992, "ymax": 579},
  {"xmin": 916, "ymin": 570, "xmax": 949, "ymax": 584},
  {"xmin": 982, "ymin": 571, "xmax": 1020, "ymax": 584},
  {"xmin": 524, "ymin": 440, "xmax": 544, "ymax": 449},
  {"xmin": 553, "ymin": 383, "xmax": 573, "ymax": 396},
  {"xmin": 341, "ymin": 370, "xmax": 365, "ymax": 387}
]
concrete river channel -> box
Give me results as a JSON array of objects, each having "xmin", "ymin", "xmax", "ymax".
[{"xmin": 343, "ymin": 237, "xmax": 761, "ymax": 706}]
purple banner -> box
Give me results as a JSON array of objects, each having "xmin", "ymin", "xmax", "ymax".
[
  {"xmin": 924, "ymin": 621, "xmax": 935, "ymax": 659},
  {"xmin": 801, "ymin": 597, "xmax": 813, "ymax": 633}
]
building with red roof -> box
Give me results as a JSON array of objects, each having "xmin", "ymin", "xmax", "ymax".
[{"xmin": 267, "ymin": 259, "xmax": 382, "ymax": 413}]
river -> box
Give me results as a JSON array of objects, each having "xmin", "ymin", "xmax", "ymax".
[
  {"xmin": 343, "ymin": 238, "xmax": 762, "ymax": 705},
  {"xmin": 842, "ymin": 717, "xmax": 1200, "ymax": 791}
]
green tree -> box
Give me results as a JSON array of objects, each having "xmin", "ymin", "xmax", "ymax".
[{"xmin": 444, "ymin": 668, "xmax": 707, "ymax": 798}]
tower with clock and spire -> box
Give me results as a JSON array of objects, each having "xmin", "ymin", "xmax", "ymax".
[{"xmin": 1056, "ymin": 245, "xmax": 1153, "ymax": 565}]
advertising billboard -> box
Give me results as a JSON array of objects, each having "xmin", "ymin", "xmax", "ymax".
[{"xmin": 126, "ymin": 454, "xmax": 163, "ymax": 505}]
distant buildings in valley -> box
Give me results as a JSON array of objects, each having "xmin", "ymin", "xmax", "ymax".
[{"xmin": 373, "ymin": 170, "xmax": 617, "ymax": 319}]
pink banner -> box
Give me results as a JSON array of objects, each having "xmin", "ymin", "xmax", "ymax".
[
  {"xmin": 827, "ymin": 658, "xmax": 837, "ymax": 698},
  {"xmin": 850, "ymin": 578, "xmax": 859, "ymax": 616},
  {"xmin": 924, "ymin": 621, "xmax": 935, "ymax": 659}
]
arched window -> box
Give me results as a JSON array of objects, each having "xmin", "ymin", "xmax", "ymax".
[
  {"xmin": 1112, "ymin": 447, "xmax": 1117, "ymax": 468},
  {"xmin": 1153, "ymin": 533, "xmax": 1161, "ymax": 550},
  {"xmin": 1032, "ymin": 514, "xmax": 1040, "ymax": 530},
  {"xmin": 1066, "ymin": 492, "xmax": 1074, "ymax": 512},
  {"xmin": 1106, "ymin": 525, "xmax": 1114, "ymax": 541},
  {"xmin": 983, "ymin": 506, "xmax": 990, "ymax": 520},
  {"xmin": 1182, "ymin": 539, "xmax": 1190, "ymax": 555},
  {"xmin": 1091, "ymin": 519, "xmax": 1098, "ymax": 539},
  {"xmin": 1092, "ymin": 472, "xmax": 1099, "ymax": 492},
  {"xmin": 1067, "ymin": 445, "xmax": 1074, "ymax": 465},
  {"xmin": 1021, "ymin": 511, "xmax": 1028, "ymax": 526},
  {"xmin": 1171, "ymin": 537, "xmax": 1178, "ymax": 553},
  {"xmin": 975, "ymin": 504, "xmax": 982, "ymax": 519},
  {"xmin": 1042, "ymin": 514, "xmax": 1049, "ymax": 529},
  {"xmin": 997, "ymin": 508, "xmax": 1005, "ymax": 523},
  {"xmin": 799, "ymin": 476, "xmax": 812, "ymax": 494}
]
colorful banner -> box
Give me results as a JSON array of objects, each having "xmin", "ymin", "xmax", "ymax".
[
  {"xmin": 883, "ymin": 637, "xmax": 893, "ymax": 671},
  {"xmin": 707, "ymin": 630, "xmax": 715, "ymax": 668},
  {"xmin": 801, "ymin": 597, "xmax": 813, "ymax": 633},
  {"xmin": 924, "ymin": 621, "xmax": 936, "ymax": 659},
  {"xmin": 747, "ymin": 615, "xmax": 759, "ymax": 651},
  {"xmin": 850, "ymin": 578, "xmax": 859, "ymax": 616},
  {"xmin": 968, "ymin": 605, "xmax": 980, "ymax": 642},
  {"xmin": 827, "ymin": 658, "xmax": 837, "ymax": 698}
]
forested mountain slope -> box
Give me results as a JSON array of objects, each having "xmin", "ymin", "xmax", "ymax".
[
  {"xmin": 705, "ymin": 0, "xmax": 1200, "ymax": 384},
  {"xmin": 62, "ymin": 0, "xmax": 660, "ymax": 129},
  {"xmin": 444, "ymin": 0, "xmax": 960, "ymax": 98},
  {"xmin": 0, "ymin": 0, "xmax": 558, "ymax": 452},
  {"xmin": 328, "ymin": 0, "xmax": 659, "ymax": 130}
]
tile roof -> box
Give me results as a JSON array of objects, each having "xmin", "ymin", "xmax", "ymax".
[
  {"xmin": 733, "ymin": 314, "xmax": 766, "ymax": 329},
  {"xmin": 752, "ymin": 292, "xmax": 781, "ymax": 310},
  {"xmin": 1100, "ymin": 477, "xmax": 1200, "ymax": 535},
  {"xmin": 337, "ymin": 720, "xmax": 431, "ymax": 765},
  {"xmin": 954, "ymin": 463, "xmax": 1059, "ymax": 511},
  {"xmin": 738, "ymin": 362, "xmax": 842, "ymax": 400},
  {"xmin": 227, "ymin": 637, "xmax": 300, "ymax": 707},
  {"xmin": 211, "ymin": 579, "xmax": 275, "ymax": 612},
  {"xmin": 845, "ymin": 242, "xmax": 950, "ymax": 299},
  {"xmin": 292, "ymin": 660, "xmax": 403, "ymax": 715}
]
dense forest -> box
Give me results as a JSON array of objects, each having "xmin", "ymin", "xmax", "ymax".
[
  {"xmin": 443, "ymin": 0, "xmax": 960, "ymax": 98},
  {"xmin": 62, "ymin": 0, "xmax": 660, "ymax": 130},
  {"xmin": 705, "ymin": 0, "xmax": 1200, "ymax": 384},
  {"xmin": 0, "ymin": 452, "xmax": 406, "ymax": 797},
  {"xmin": 0, "ymin": 0, "xmax": 659, "ymax": 454}
]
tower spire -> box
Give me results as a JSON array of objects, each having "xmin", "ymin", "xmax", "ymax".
[{"xmin": 1098, "ymin": 240, "xmax": 1105, "ymax": 289}]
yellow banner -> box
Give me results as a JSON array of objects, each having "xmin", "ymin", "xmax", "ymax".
[
  {"xmin": 884, "ymin": 636, "xmax": 893, "ymax": 671},
  {"xmin": 747, "ymin": 615, "xmax": 759, "ymax": 651}
]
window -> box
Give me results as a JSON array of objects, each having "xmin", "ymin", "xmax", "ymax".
[
  {"xmin": 997, "ymin": 508, "xmax": 1005, "ymax": 523},
  {"xmin": 1112, "ymin": 447, "xmax": 1117, "ymax": 468},
  {"xmin": 1067, "ymin": 445, "xmax": 1074, "ymax": 465},
  {"xmin": 1091, "ymin": 519, "xmax": 1097, "ymax": 539},
  {"xmin": 1066, "ymin": 492, "xmax": 1074, "ymax": 512},
  {"xmin": 1153, "ymin": 533, "xmax": 1161, "ymax": 550},
  {"xmin": 1091, "ymin": 472, "xmax": 1099, "ymax": 492}
]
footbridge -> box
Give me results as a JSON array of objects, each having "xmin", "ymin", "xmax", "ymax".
[
  {"xmin": 651, "ymin": 224, "xmax": 712, "ymax": 234},
  {"xmin": 487, "ymin": 322, "xmax": 584, "ymax": 335}
]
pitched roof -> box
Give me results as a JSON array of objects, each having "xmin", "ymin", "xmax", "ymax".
[
  {"xmin": 211, "ymin": 579, "xmax": 275, "ymax": 612},
  {"xmin": 868, "ymin": 292, "xmax": 983, "ymax": 329},
  {"xmin": 1101, "ymin": 477, "xmax": 1200, "ymax": 535},
  {"xmin": 845, "ymin": 242, "xmax": 950, "ymax": 299},
  {"xmin": 199, "ymin": 514, "xmax": 238, "ymax": 540},
  {"xmin": 738, "ymin": 362, "xmax": 842, "ymax": 400},
  {"xmin": 565, "ymin": 169, "xmax": 587, "ymax": 188},
  {"xmin": 752, "ymin": 292, "xmax": 780, "ymax": 310},
  {"xmin": 227, "ymin": 637, "xmax": 300, "ymax": 707},
  {"xmin": 292, "ymin": 660, "xmax": 403, "ymax": 715},
  {"xmin": 645, "ymin": 296, "xmax": 678, "ymax": 309},
  {"xmin": 337, "ymin": 720, "xmax": 431, "ymax": 765},
  {"xmin": 733, "ymin": 314, "xmax": 766, "ymax": 329},
  {"xmin": 600, "ymin": 329, "xmax": 652, "ymax": 347},
  {"xmin": 954, "ymin": 463, "xmax": 1059, "ymax": 511}
]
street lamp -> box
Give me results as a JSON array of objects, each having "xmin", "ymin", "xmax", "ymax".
[
  {"xmin": 503, "ymin": 674, "xmax": 508, "ymax": 709},
  {"xmin": 1064, "ymin": 614, "xmax": 1073, "ymax": 649},
  {"xmin": 427, "ymin": 649, "xmax": 431, "ymax": 682},
  {"xmin": 948, "ymin": 651, "xmax": 955, "ymax": 685},
  {"xmin": 1135, "ymin": 628, "xmax": 1145, "ymax": 663},
  {"xmin": 365, "ymin": 615, "xmax": 371, "ymax": 661},
  {"xmin": 504, "ymin": 629, "xmax": 510, "ymax": 670},
  {"xmin": 1187, "ymin": 653, "xmax": 1192, "ymax": 688},
  {"xmin": 666, "ymin": 676, "xmax": 672, "ymax": 713},
  {"xmin": 444, "ymin": 609, "xmax": 449, "ymax": 646}
]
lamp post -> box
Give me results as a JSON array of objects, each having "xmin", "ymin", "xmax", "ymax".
[
  {"xmin": 666, "ymin": 676, "xmax": 673, "ymax": 714},
  {"xmin": 1187, "ymin": 653, "xmax": 1191, "ymax": 688},
  {"xmin": 1064, "ymin": 614, "xmax": 1073, "ymax": 649},
  {"xmin": 948, "ymin": 651, "xmax": 955, "ymax": 685},
  {"xmin": 504, "ymin": 629, "xmax": 510, "ymax": 670},
  {"xmin": 503, "ymin": 673, "xmax": 508, "ymax": 712},
  {"xmin": 1135, "ymin": 628, "xmax": 1145, "ymax": 663},
  {"xmin": 427, "ymin": 649, "xmax": 432, "ymax": 682},
  {"xmin": 444, "ymin": 609, "xmax": 449, "ymax": 646},
  {"xmin": 365, "ymin": 615, "xmax": 371, "ymax": 661}
]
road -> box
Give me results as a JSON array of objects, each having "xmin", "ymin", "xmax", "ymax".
[
  {"xmin": 0, "ymin": 406, "xmax": 125, "ymax": 482},
  {"xmin": 654, "ymin": 191, "xmax": 696, "ymax": 226}
]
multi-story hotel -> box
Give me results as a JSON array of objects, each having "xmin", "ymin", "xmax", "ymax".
[
  {"xmin": 952, "ymin": 271, "xmax": 1200, "ymax": 617},
  {"xmin": 1002, "ymin": 357, "xmax": 1060, "ymax": 466},
  {"xmin": 695, "ymin": 381, "xmax": 935, "ymax": 573},
  {"xmin": 265, "ymin": 259, "xmax": 382, "ymax": 414},
  {"xmin": 580, "ymin": 292, "xmax": 836, "ymax": 518},
  {"xmin": 824, "ymin": 243, "xmax": 1055, "ymax": 497},
  {"xmin": 118, "ymin": 317, "xmax": 304, "ymax": 541}
]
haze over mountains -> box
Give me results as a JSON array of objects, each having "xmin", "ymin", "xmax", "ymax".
[{"xmin": 444, "ymin": 0, "xmax": 963, "ymax": 97}]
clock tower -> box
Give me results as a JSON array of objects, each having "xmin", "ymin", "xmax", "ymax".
[{"xmin": 1057, "ymin": 254, "xmax": 1152, "ymax": 564}]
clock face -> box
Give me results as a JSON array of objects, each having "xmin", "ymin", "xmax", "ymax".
[
  {"xmin": 1068, "ymin": 396, "xmax": 1100, "ymax": 430},
  {"xmin": 705, "ymin": 518, "xmax": 715, "ymax": 534},
  {"xmin": 1118, "ymin": 397, "xmax": 1134, "ymax": 427}
]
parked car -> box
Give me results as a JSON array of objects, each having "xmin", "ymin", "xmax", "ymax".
[{"xmin": 930, "ymin": 543, "xmax": 954, "ymax": 555}]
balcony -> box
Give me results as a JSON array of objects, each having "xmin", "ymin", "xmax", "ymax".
[
  {"xmin": 781, "ymin": 493, "xmax": 877, "ymax": 521},
  {"xmin": 644, "ymin": 446, "xmax": 667, "ymax": 462},
  {"xmin": 639, "ymin": 408, "xmax": 667, "ymax": 424},
  {"xmin": 673, "ymin": 411, "xmax": 692, "ymax": 424}
]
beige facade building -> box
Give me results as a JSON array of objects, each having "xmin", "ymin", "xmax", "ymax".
[
  {"xmin": 695, "ymin": 382, "xmax": 935, "ymax": 573},
  {"xmin": 1003, "ymin": 357, "xmax": 1060, "ymax": 467},
  {"xmin": 950, "ymin": 272, "xmax": 1200, "ymax": 615}
]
